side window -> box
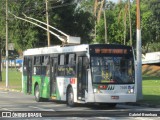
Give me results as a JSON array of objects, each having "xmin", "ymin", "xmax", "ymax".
[
  {"xmin": 69, "ymin": 54, "xmax": 76, "ymax": 65},
  {"xmin": 35, "ymin": 56, "xmax": 41, "ymax": 65},
  {"xmin": 42, "ymin": 56, "xmax": 49, "ymax": 66},
  {"xmin": 60, "ymin": 55, "xmax": 64, "ymax": 65},
  {"xmin": 23, "ymin": 57, "xmax": 27, "ymax": 66},
  {"xmin": 41, "ymin": 56, "xmax": 50, "ymax": 76},
  {"xmin": 23, "ymin": 57, "xmax": 27, "ymax": 75},
  {"xmin": 33, "ymin": 56, "xmax": 41, "ymax": 75},
  {"xmin": 57, "ymin": 54, "xmax": 76, "ymax": 76},
  {"xmin": 58, "ymin": 54, "xmax": 65, "ymax": 76},
  {"xmin": 66, "ymin": 54, "xmax": 76, "ymax": 76}
]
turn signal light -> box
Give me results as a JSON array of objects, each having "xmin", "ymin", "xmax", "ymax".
[{"xmin": 98, "ymin": 85, "xmax": 107, "ymax": 89}]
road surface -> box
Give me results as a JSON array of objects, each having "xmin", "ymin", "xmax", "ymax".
[{"xmin": 0, "ymin": 90, "xmax": 159, "ymax": 119}]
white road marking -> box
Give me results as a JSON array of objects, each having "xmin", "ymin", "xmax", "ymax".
[
  {"xmin": 29, "ymin": 106, "xmax": 55, "ymax": 111},
  {"xmin": 0, "ymin": 107, "xmax": 12, "ymax": 111},
  {"xmin": 0, "ymin": 91, "xmax": 8, "ymax": 94}
]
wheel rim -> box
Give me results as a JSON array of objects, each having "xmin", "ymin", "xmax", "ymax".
[
  {"xmin": 35, "ymin": 86, "xmax": 39, "ymax": 99},
  {"xmin": 69, "ymin": 93, "xmax": 73, "ymax": 104},
  {"xmin": 68, "ymin": 89, "xmax": 73, "ymax": 105}
]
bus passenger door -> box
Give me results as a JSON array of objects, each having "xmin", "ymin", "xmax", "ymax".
[
  {"xmin": 77, "ymin": 56, "xmax": 88, "ymax": 100},
  {"xmin": 50, "ymin": 57, "xmax": 58, "ymax": 98},
  {"xmin": 27, "ymin": 57, "xmax": 32, "ymax": 93}
]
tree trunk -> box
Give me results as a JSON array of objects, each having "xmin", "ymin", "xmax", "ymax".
[
  {"xmin": 128, "ymin": 0, "xmax": 132, "ymax": 46},
  {"xmin": 104, "ymin": 9, "xmax": 108, "ymax": 44}
]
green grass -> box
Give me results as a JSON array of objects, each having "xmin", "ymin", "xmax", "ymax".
[
  {"xmin": 141, "ymin": 76, "xmax": 160, "ymax": 105},
  {"xmin": 0, "ymin": 68, "xmax": 22, "ymax": 91}
]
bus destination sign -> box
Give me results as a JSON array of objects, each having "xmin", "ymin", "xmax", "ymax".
[{"xmin": 94, "ymin": 48, "xmax": 128, "ymax": 54}]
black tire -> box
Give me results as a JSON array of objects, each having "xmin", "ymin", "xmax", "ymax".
[
  {"xmin": 67, "ymin": 87, "xmax": 75, "ymax": 107},
  {"xmin": 99, "ymin": 103, "xmax": 117, "ymax": 108},
  {"xmin": 35, "ymin": 85, "xmax": 42, "ymax": 102},
  {"xmin": 107, "ymin": 103, "xmax": 117, "ymax": 108}
]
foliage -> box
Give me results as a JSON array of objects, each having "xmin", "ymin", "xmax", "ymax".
[
  {"xmin": 0, "ymin": 0, "xmax": 94, "ymax": 51},
  {"xmin": 0, "ymin": 0, "xmax": 159, "ymax": 53},
  {"xmin": 94, "ymin": 0, "xmax": 159, "ymax": 53},
  {"xmin": 95, "ymin": 0, "xmax": 132, "ymax": 45}
]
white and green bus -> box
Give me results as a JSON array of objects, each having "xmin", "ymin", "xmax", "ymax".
[{"xmin": 22, "ymin": 44, "xmax": 136, "ymax": 107}]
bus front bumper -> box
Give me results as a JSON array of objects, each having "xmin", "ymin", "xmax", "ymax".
[{"xmin": 86, "ymin": 93, "xmax": 136, "ymax": 103}]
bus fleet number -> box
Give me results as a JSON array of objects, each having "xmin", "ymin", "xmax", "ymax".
[{"xmin": 120, "ymin": 86, "xmax": 127, "ymax": 89}]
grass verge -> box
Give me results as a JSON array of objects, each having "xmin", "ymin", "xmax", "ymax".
[
  {"xmin": 140, "ymin": 76, "xmax": 160, "ymax": 105},
  {"xmin": 0, "ymin": 68, "xmax": 22, "ymax": 91}
]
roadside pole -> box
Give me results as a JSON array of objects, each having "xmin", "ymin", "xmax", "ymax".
[
  {"xmin": 136, "ymin": 0, "xmax": 143, "ymax": 100},
  {"xmin": 6, "ymin": 0, "xmax": 9, "ymax": 89},
  {"xmin": 45, "ymin": 0, "xmax": 51, "ymax": 46}
]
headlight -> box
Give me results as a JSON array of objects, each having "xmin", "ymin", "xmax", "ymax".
[
  {"xmin": 94, "ymin": 88, "xmax": 97, "ymax": 93},
  {"xmin": 128, "ymin": 88, "xmax": 134, "ymax": 94}
]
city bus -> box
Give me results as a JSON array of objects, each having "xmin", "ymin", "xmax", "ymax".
[{"xmin": 22, "ymin": 44, "xmax": 136, "ymax": 107}]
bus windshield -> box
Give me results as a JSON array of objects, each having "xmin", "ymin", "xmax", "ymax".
[{"xmin": 91, "ymin": 56, "xmax": 134, "ymax": 84}]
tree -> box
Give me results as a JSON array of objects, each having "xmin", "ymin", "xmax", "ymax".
[
  {"xmin": 0, "ymin": 0, "xmax": 159, "ymax": 54},
  {"xmin": 140, "ymin": 0, "xmax": 160, "ymax": 53},
  {"xmin": 8, "ymin": 0, "xmax": 46, "ymax": 50},
  {"xmin": 6, "ymin": 0, "xmax": 94, "ymax": 48}
]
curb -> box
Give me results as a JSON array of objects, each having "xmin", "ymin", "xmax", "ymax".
[
  {"xmin": 126, "ymin": 102, "xmax": 160, "ymax": 108},
  {"xmin": 0, "ymin": 87, "xmax": 22, "ymax": 93}
]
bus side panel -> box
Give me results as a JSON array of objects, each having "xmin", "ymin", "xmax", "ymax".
[
  {"xmin": 50, "ymin": 77, "xmax": 69, "ymax": 101},
  {"xmin": 23, "ymin": 75, "xmax": 27, "ymax": 94},
  {"xmin": 41, "ymin": 76, "xmax": 50, "ymax": 98},
  {"xmin": 56, "ymin": 77, "xmax": 66, "ymax": 100},
  {"xmin": 56, "ymin": 77, "xmax": 77, "ymax": 102}
]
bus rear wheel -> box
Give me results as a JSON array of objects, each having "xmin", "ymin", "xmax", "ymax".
[
  {"xmin": 67, "ymin": 87, "xmax": 75, "ymax": 107},
  {"xmin": 35, "ymin": 85, "xmax": 42, "ymax": 102}
]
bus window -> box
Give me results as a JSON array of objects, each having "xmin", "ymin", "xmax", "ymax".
[
  {"xmin": 33, "ymin": 66, "xmax": 41, "ymax": 75},
  {"xmin": 58, "ymin": 55, "xmax": 65, "ymax": 76},
  {"xmin": 66, "ymin": 54, "xmax": 76, "ymax": 76},
  {"xmin": 33, "ymin": 56, "xmax": 41, "ymax": 75},
  {"xmin": 41, "ymin": 56, "xmax": 50, "ymax": 76},
  {"xmin": 60, "ymin": 55, "xmax": 64, "ymax": 65},
  {"xmin": 23, "ymin": 57, "xmax": 27, "ymax": 75},
  {"xmin": 91, "ymin": 56, "xmax": 134, "ymax": 84},
  {"xmin": 42, "ymin": 56, "xmax": 49, "ymax": 66},
  {"xmin": 34, "ymin": 56, "xmax": 41, "ymax": 65}
]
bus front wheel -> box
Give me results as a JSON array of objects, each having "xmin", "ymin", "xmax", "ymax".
[
  {"xmin": 35, "ymin": 85, "xmax": 42, "ymax": 102},
  {"xmin": 67, "ymin": 87, "xmax": 75, "ymax": 107}
]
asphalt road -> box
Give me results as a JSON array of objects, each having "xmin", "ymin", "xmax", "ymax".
[{"xmin": 0, "ymin": 90, "xmax": 159, "ymax": 119}]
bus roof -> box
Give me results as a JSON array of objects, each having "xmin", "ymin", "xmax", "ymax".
[
  {"xmin": 23, "ymin": 44, "xmax": 132, "ymax": 56},
  {"xmin": 23, "ymin": 44, "xmax": 89, "ymax": 56}
]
